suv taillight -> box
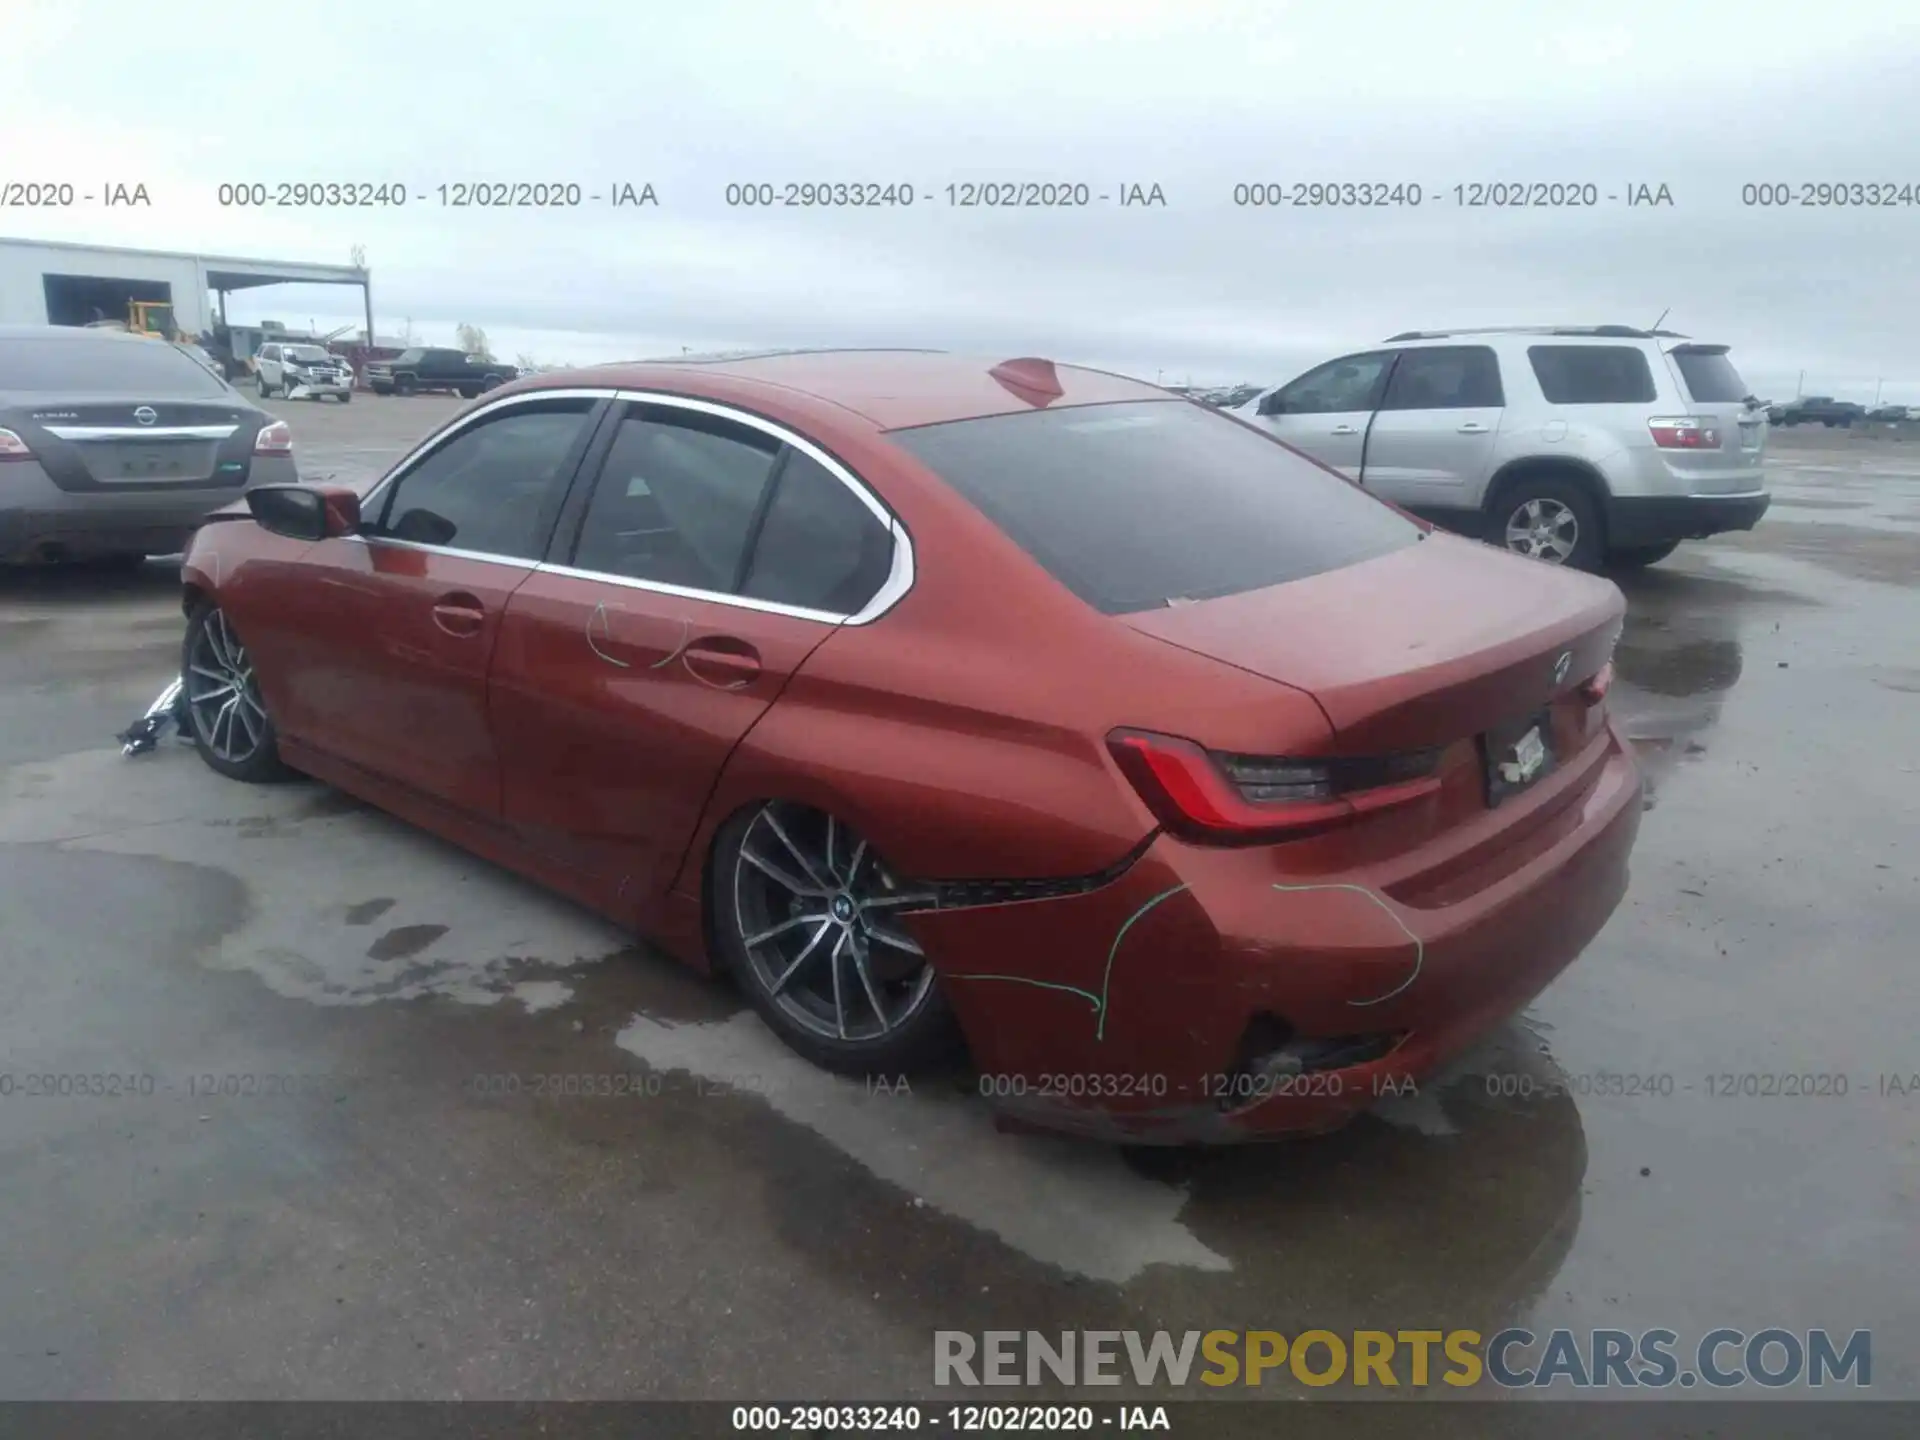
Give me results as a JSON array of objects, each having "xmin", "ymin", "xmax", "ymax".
[
  {"xmin": 1648, "ymin": 417, "xmax": 1721, "ymax": 449},
  {"xmin": 0, "ymin": 427, "xmax": 33, "ymax": 461},
  {"xmin": 1107, "ymin": 729, "xmax": 1442, "ymax": 843},
  {"xmin": 254, "ymin": 419, "xmax": 293, "ymax": 456}
]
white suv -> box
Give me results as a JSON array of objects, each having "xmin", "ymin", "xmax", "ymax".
[
  {"xmin": 1237, "ymin": 325, "xmax": 1770, "ymax": 569},
  {"xmin": 255, "ymin": 343, "xmax": 353, "ymax": 403}
]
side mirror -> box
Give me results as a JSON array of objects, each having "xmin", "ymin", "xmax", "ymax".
[
  {"xmin": 1258, "ymin": 392, "xmax": 1289, "ymax": 416},
  {"xmin": 246, "ymin": 484, "xmax": 360, "ymax": 541}
]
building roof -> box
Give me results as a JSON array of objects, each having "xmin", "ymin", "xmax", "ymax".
[
  {"xmin": 0, "ymin": 235, "xmax": 365, "ymax": 291},
  {"xmin": 538, "ymin": 349, "xmax": 1170, "ymax": 429}
]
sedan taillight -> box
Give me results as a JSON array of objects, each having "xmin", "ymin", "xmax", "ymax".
[
  {"xmin": 1578, "ymin": 661, "xmax": 1614, "ymax": 704},
  {"xmin": 0, "ymin": 426, "xmax": 33, "ymax": 461},
  {"xmin": 254, "ymin": 419, "xmax": 293, "ymax": 456},
  {"xmin": 1648, "ymin": 416, "xmax": 1721, "ymax": 449},
  {"xmin": 1107, "ymin": 729, "xmax": 1442, "ymax": 843}
]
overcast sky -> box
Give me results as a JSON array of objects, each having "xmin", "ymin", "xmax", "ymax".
[{"xmin": 5, "ymin": 1, "xmax": 1919, "ymax": 396}]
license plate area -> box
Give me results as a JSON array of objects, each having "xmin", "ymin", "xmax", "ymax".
[
  {"xmin": 89, "ymin": 442, "xmax": 216, "ymax": 483},
  {"xmin": 1480, "ymin": 708, "xmax": 1556, "ymax": 807}
]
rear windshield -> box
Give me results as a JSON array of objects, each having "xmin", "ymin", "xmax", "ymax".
[
  {"xmin": 1669, "ymin": 348, "xmax": 1749, "ymax": 403},
  {"xmin": 0, "ymin": 335, "xmax": 230, "ymax": 395},
  {"xmin": 1527, "ymin": 345, "xmax": 1658, "ymax": 404},
  {"xmin": 889, "ymin": 400, "xmax": 1422, "ymax": 615}
]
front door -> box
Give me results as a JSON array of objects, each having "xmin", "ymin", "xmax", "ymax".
[
  {"xmin": 1244, "ymin": 350, "xmax": 1396, "ymax": 479},
  {"xmin": 246, "ymin": 394, "xmax": 602, "ymax": 813},
  {"xmin": 491, "ymin": 399, "xmax": 900, "ymax": 905}
]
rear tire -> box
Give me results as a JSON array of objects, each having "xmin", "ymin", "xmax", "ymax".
[
  {"xmin": 1608, "ymin": 541, "xmax": 1680, "ymax": 570},
  {"xmin": 182, "ymin": 601, "xmax": 294, "ymax": 784},
  {"xmin": 257, "ymin": 375, "xmax": 275, "ymax": 398},
  {"xmin": 1490, "ymin": 475, "xmax": 1605, "ymax": 571},
  {"xmin": 711, "ymin": 801, "xmax": 962, "ymax": 1077}
]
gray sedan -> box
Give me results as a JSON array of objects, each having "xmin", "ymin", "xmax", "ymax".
[{"xmin": 0, "ymin": 326, "xmax": 297, "ymax": 565}]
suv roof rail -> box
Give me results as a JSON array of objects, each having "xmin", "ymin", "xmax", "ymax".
[{"xmin": 1383, "ymin": 325, "xmax": 1692, "ymax": 342}]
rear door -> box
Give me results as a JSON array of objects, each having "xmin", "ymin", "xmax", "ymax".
[
  {"xmin": 1661, "ymin": 342, "xmax": 1767, "ymax": 491},
  {"xmin": 256, "ymin": 344, "xmax": 283, "ymax": 387},
  {"xmin": 491, "ymin": 398, "xmax": 899, "ymax": 901},
  {"xmin": 1244, "ymin": 350, "xmax": 1396, "ymax": 479},
  {"xmin": 242, "ymin": 393, "xmax": 604, "ymax": 813},
  {"xmin": 1359, "ymin": 344, "xmax": 1505, "ymax": 508}
]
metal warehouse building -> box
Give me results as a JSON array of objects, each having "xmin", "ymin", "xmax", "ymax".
[{"xmin": 0, "ymin": 236, "xmax": 372, "ymax": 342}]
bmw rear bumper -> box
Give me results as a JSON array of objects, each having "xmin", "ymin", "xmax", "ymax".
[{"xmin": 907, "ymin": 720, "xmax": 1642, "ymax": 1144}]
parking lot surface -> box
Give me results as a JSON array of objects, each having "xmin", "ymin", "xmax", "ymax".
[{"xmin": 1, "ymin": 399, "xmax": 1914, "ymax": 1405}]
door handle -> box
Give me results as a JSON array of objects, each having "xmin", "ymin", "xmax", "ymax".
[
  {"xmin": 682, "ymin": 637, "xmax": 762, "ymax": 690},
  {"xmin": 430, "ymin": 591, "xmax": 487, "ymax": 636},
  {"xmin": 1457, "ymin": 422, "xmax": 1489, "ymax": 433},
  {"xmin": 1331, "ymin": 424, "xmax": 1359, "ymax": 435}
]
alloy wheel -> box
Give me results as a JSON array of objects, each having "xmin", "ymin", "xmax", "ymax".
[
  {"xmin": 186, "ymin": 610, "xmax": 270, "ymax": 764},
  {"xmin": 731, "ymin": 802, "xmax": 938, "ymax": 1043},
  {"xmin": 1504, "ymin": 497, "xmax": 1580, "ymax": 564}
]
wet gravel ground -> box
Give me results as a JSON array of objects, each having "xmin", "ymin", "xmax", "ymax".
[{"xmin": 0, "ymin": 401, "xmax": 1913, "ymax": 1416}]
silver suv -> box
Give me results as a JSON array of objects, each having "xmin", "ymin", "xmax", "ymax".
[{"xmin": 1237, "ymin": 325, "xmax": 1770, "ymax": 569}]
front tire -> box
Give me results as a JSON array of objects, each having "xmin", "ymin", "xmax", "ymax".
[
  {"xmin": 336, "ymin": 392, "xmax": 352, "ymax": 404},
  {"xmin": 712, "ymin": 801, "xmax": 961, "ymax": 1076},
  {"xmin": 1608, "ymin": 541, "xmax": 1680, "ymax": 569},
  {"xmin": 1492, "ymin": 476, "xmax": 1604, "ymax": 570},
  {"xmin": 182, "ymin": 602, "xmax": 293, "ymax": 783}
]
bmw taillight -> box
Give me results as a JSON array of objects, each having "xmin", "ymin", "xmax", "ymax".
[
  {"xmin": 254, "ymin": 419, "xmax": 293, "ymax": 456},
  {"xmin": 1107, "ymin": 729, "xmax": 1443, "ymax": 843},
  {"xmin": 0, "ymin": 427, "xmax": 34, "ymax": 461},
  {"xmin": 1648, "ymin": 416, "xmax": 1721, "ymax": 449}
]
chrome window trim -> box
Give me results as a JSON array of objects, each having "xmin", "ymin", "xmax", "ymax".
[
  {"xmin": 351, "ymin": 384, "xmax": 916, "ymax": 627},
  {"xmin": 45, "ymin": 424, "xmax": 239, "ymax": 440}
]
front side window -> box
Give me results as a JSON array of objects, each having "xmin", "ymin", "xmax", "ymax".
[
  {"xmin": 373, "ymin": 398, "xmax": 594, "ymax": 559},
  {"xmin": 891, "ymin": 400, "xmax": 1421, "ymax": 615},
  {"xmin": 570, "ymin": 406, "xmax": 780, "ymax": 591},
  {"xmin": 1262, "ymin": 352, "xmax": 1394, "ymax": 415},
  {"xmin": 1379, "ymin": 346, "xmax": 1504, "ymax": 409}
]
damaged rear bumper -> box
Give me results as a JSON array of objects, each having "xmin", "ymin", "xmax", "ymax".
[{"xmin": 910, "ymin": 726, "xmax": 1641, "ymax": 1144}]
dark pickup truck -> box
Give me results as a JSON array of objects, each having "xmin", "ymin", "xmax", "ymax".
[
  {"xmin": 1771, "ymin": 396, "xmax": 1867, "ymax": 427},
  {"xmin": 365, "ymin": 347, "xmax": 518, "ymax": 398}
]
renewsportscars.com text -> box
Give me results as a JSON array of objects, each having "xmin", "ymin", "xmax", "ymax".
[{"xmin": 934, "ymin": 1328, "xmax": 1871, "ymax": 1390}]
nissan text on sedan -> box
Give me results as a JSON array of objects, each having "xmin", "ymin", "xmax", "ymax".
[
  {"xmin": 0, "ymin": 325, "xmax": 295, "ymax": 566},
  {"xmin": 175, "ymin": 349, "xmax": 1641, "ymax": 1143}
]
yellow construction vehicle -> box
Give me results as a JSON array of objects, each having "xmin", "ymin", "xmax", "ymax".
[{"xmin": 84, "ymin": 301, "xmax": 186, "ymax": 342}]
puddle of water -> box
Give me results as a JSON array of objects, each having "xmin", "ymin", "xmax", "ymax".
[{"xmin": 616, "ymin": 1010, "xmax": 1232, "ymax": 1284}]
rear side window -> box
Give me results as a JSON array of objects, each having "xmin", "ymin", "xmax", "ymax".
[
  {"xmin": 741, "ymin": 452, "xmax": 894, "ymax": 614},
  {"xmin": 0, "ymin": 336, "xmax": 230, "ymax": 394},
  {"xmin": 1380, "ymin": 346, "xmax": 1504, "ymax": 409},
  {"xmin": 890, "ymin": 400, "xmax": 1421, "ymax": 615},
  {"xmin": 571, "ymin": 407, "xmax": 780, "ymax": 591},
  {"xmin": 1527, "ymin": 345, "xmax": 1657, "ymax": 404},
  {"xmin": 1669, "ymin": 348, "xmax": 1749, "ymax": 403}
]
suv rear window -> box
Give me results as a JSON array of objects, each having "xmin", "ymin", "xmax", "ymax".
[
  {"xmin": 889, "ymin": 400, "xmax": 1422, "ymax": 615},
  {"xmin": 1527, "ymin": 345, "xmax": 1657, "ymax": 404},
  {"xmin": 0, "ymin": 335, "xmax": 229, "ymax": 394},
  {"xmin": 1669, "ymin": 347, "xmax": 1749, "ymax": 403}
]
